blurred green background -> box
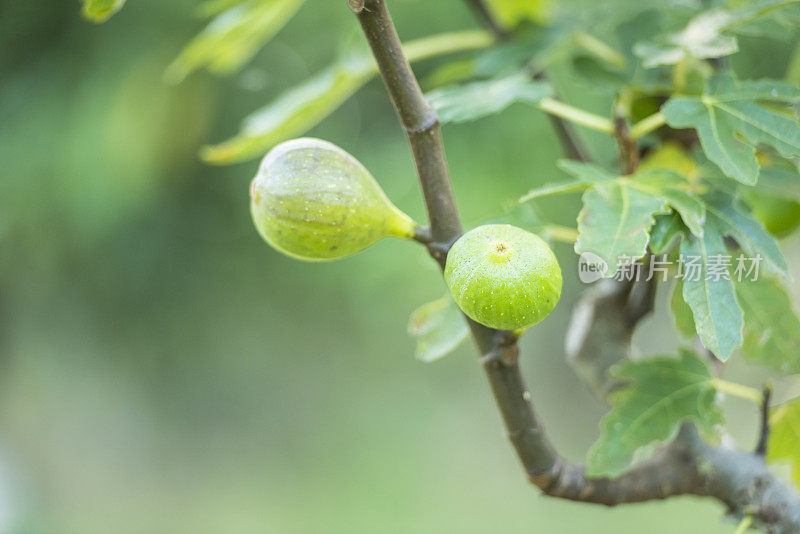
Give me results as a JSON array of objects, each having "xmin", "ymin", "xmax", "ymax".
[{"xmin": 1, "ymin": 1, "xmax": 799, "ymax": 533}]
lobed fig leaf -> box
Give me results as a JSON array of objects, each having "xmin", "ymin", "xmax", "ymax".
[
  {"xmin": 444, "ymin": 224, "xmax": 562, "ymax": 331},
  {"xmin": 250, "ymin": 138, "xmax": 417, "ymax": 261}
]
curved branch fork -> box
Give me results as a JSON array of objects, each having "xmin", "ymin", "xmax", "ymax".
[{"xmin": 350, "ymin": 1, "xmax": 800, "ymax": 531}]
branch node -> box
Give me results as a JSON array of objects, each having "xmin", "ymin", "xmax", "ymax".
[
  {"xmin": 404, "ymin": 111, "xmax": 439, "ymax": 135},
  {"xmin": 479, "ymin": 341, "xmax": 518, "ymax": 367},
  {"xmin": 425, "ymin": 235, "xmax": 458, "ymax": 265},
  {"xmin": 348, "ymin": 0, "xmax": 365, "ymax": 14}
]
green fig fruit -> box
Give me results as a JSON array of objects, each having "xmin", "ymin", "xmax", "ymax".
[
  {"xmin": 250, "ymin": 138, "xmax": 417, "ymax": 261},
  {"xmin": 743, "ymin": 190, "xmax": 800, "ymax": 238},
  {"xmin": 444, "ymin": 224, "xmax": 562, "ymax": 331}
]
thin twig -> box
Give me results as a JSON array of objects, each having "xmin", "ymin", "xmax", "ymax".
[
  {"xmin": 531, "ymin": 70, "xmax": 594, "ymax": 162},
  {"xmin": 614, "ymin": 110, "xmax": 638, "ymax": 175},
  {"xmin": 412, "ymin": 225, "xmax": 433, "ymax": 245},
  {"xmin": 462, "ymin": 0, "xmax": 510, "ymax": 40},
  {"xmin": 630, "ymin": 111, "xmax": 666, "ymax": 140},
  {"xmin": 755, "ymin": 383, "xmax": 773, "ymax": 457},
  {"xmin": 540, "ymin": 98, "xmax": 615, "ymax": 134},
  {"xmin": 460, "ymin": 0, "xmax": 593, "ymax": 162},
  {"xmin": 546, "ymin": 111, "xmax": 593, "ymax": 162}
]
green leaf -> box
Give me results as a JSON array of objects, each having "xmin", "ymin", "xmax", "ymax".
[
  {"xmin": 751, "ymin": 166, "xmax": 800, "ymax": 202},
  {"xmin": 165, "ymin": 0, "xmax": 307, "ymax": 83},
  {"xmin": 81, "ymin": 0, "xmax": 127, "ymax": 22},
  {"xmin": 407, "ymin": 296, "xmax": 469, "ymax": 363},
  {"xmin": 736, "ymin": 276, "xmax": 800, "ymax": 374},
  {"xmin": 575, "ymin": 182, "xmax": 668, "ymax": 276},
  {"xmin": 474, "ymin": 23, "xmax": 574, "ymax": 77},
  {"xmin": 725, "ymin": 0, "xmax": 800, "ymax": 27},
  {"xmin": 649, "ymin": 213, "xmax": 684, "ymax": 255},
  {"xmin": 202, "ymin": 57, "xmax": 375, "ymax": 164},
  {"xmin": 201, "ymin": 30, "xmax": 493, "ymax": 164},
  {"xmin": 570, "ymin": 55, "xmax": 627, "ymax": 93},
  {"xmin": 528, "ymin": 163, "xmax": 704, "ymax": 240},
  {"xmin": 518, "ymin": 160, "xmax": 614, "ymax": 202},
  {"xmin": 519, "ymin": 180, "xmax": 592, "ymax": 202},
  {"xmin": 634, "ymin": 0, "xmax": 800, "ymax": 67},
  {"xmin": 662, "ymin": 74, "xmax": 800, "ymax": 184},
  {"xmin": 525, "ymin": 164, "xmax": 705, "ymax": 246},
  {"xmin": 558, "ymin": 160, "xmax": 618, "ymax": 182},
  {"xmin": 587, "ymin": 349, "xmax": 723, "ymax": 478},
  {"xmin": 670, "ymin": 278, "xmax": 697, "ymax": 338},
  {"xmin": 704, "ymin": 192, "xmax": 789, "ymax": 278},
  {"xmin": 634, "ymin": 11, "xmax": 738, "ymax": 68},
  {"xmin": 633, "ymin": 170, "xmax": 706, "ymax": 237},
  {"xmin": 680, "ymin": 223, "xmax": 744, "ymax": 361},
  {"xmin": 427, "ymin": 74, "xmax": 551, "ymax": 124},
  {"xmin": 768, "ymin": 397, "xmax": 800, "ymax": 490}
]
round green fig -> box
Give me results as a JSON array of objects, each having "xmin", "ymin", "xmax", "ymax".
[
  {"xmin": 444, "ymin": 224, "xmax": 562, "ymax": 331},
  {"xmin": 743, "ymin": 190, "xmax": 800, "ymax": 238},
  {"xmin": 250, "ymin": 138, "xmax": 417, "ymax": 261}
]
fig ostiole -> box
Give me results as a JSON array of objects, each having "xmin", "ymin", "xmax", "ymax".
[
  {"xmin": 444, "ymin": 224, "xmax": 562, "ymax": 331},
  {"xmin": 250, "ymin": 138, "xmax": 417, "ymax": 261}
]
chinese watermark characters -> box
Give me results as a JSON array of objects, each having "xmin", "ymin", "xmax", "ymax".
[{"xmin": 578, "ymin": 253, "xmax": 762, "ymax": 284}]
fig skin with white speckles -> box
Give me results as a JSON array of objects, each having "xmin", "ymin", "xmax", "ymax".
[
  {"xmin": 250, "ymin": 138, "xmax": 417, "ymax": 261},
  {"xmin": 444, "ymin": 224, "xmax": 562, "ymax": 331}
]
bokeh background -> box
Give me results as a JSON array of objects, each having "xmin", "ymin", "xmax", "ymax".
[{"xmin": 2, "ymin": 1, "xmax": 799, "ymax": 533}]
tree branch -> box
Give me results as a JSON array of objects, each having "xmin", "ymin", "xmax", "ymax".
[
  {"xmin": 755, "ymin": 384, "xmax": 772, "ymax": 457},
  {"xmin": 351, "ymin": 0, "xmax": 462, "ymax": 262},
  {"xmin": 351, "ymin": 2, "xmax": 800, "ymax": 532},
  {"xmin": 565, "ymin": 277, "xmax": 638, "ymax": 399},
  {"xmin": 352, "ymin": 0, "xmax": 558, "ymax": 477},
  {"xmin": 546, "ymin": 111, "xmax": 593, "ymax": 162},
  {"xmin": 614, "ymin": 111, "xmax": 639, "ymax": 175}
]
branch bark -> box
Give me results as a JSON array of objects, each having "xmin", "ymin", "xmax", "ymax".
[
  {"xmin": 614, "ymin": 112, "xmax": 639, "ymax": 175},
  {"xmin": 350, "ymin": 2, "xmax": 800, "ymax": 532}
]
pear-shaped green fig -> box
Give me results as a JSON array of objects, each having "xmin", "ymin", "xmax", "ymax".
[
  {"xmin": 250, "ymin": 138, "xmax": 417, "ymax": 261},
  {"xmin": 444, "ymin": 224, "xmax": 562, "ymax": 331}
]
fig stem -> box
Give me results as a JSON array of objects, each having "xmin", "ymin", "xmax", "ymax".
[
  {"xmin": 538, "ymin": 98, "xmax": 615, "ymax": 135},
  {"xmin": 711, "ymin": 378, "xmax": 763, "ymax": 405},
  {"xmin": 573, "ymin": 31, "xmax": 627, "ymax": 70},
  {"xmin": 412, "ymin": 226, "xmax": 433, "ymax": 244},
  {"xmin": 630, "ymin": 111, "xmax": 666, "ymax": 140}
]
